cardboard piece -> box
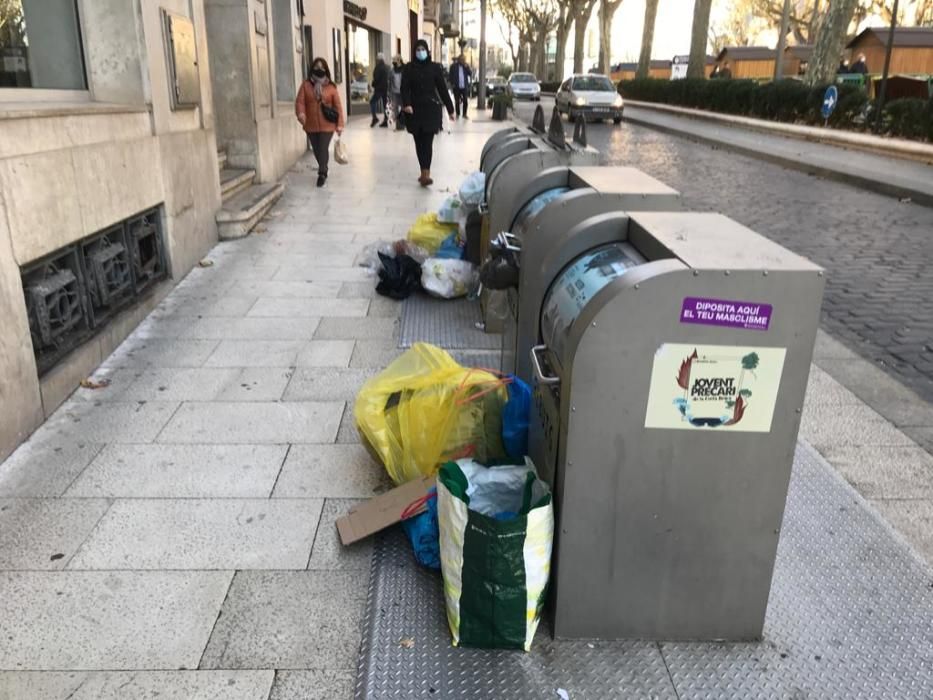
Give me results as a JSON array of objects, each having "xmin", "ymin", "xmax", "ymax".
[{"xmin": 337, "ymin": 475, "xmax": 436, "ymax": 546}]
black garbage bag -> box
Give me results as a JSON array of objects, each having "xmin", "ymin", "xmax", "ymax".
[
  {"xmin": 479, "ymin": 247, "xmax": 519, "ymax": 290},
  {"xmin": 376, "ymin": 252, "xmax": 422, "ymax": 300}
]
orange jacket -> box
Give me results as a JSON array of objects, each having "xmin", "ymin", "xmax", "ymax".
[{"xmin": 295, "ymin": 80, "xmax": 345, "ymax": 133}]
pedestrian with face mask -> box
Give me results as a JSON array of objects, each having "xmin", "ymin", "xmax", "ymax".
[
  {"xmin": 295, "ymin": 58, "xmax": 345, "ymax": 187},
  {"xmin": 401, "ymin": 39, "xmax": 455, "ymax": 187}
]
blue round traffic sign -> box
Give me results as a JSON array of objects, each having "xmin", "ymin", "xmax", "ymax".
[{"xmin": 821, "ymin": 85, "xmax": 838, "ymax": 119}]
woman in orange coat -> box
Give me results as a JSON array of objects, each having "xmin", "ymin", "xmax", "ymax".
[{"xmin": 295, "ymin": 58, "xmax": 345, "ymax": 187}]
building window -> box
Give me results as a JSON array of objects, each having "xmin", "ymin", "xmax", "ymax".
[
  {"xmin": 0, "ymin": 0, "xmax": 87, "ymax": 90},
  {"xmin": 273, "ymin": 0, "xmax": 296, "ymax": 100}
]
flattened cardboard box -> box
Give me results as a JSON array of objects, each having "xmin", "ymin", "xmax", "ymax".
[{"xmin": 337, "ymin": 474, "xmax": 436, "ymax": 545}]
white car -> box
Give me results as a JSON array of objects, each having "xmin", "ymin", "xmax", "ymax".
[
  {"xmin": 555, "ymin": 74, "xmax": 624, "ymax": 123},
  {"xmin": 507, "ymin": 72, "xmax": 541, "ymax": 101}
]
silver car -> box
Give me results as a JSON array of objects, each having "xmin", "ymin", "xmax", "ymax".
[
  {"xmin": 507, "ymin": 72, "xmax": 541, "ymax": 101},
  {"xmin": 555, "ymin": 74, "xmax": 624, "ymax": 124}
]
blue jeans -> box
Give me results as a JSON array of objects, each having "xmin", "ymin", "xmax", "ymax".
[{"xmin": 370, "ymin": 91, "xmax": 386, "ymax": 119}]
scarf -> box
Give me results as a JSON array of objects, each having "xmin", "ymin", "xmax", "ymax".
[{"xmin": 311, "ymin": 75, "xmax": 329, "ymax": 100}]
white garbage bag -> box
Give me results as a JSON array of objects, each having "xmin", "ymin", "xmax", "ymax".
[{"xmin": 421, "ymin": 258, "xmax": 477, "ymax": 299}]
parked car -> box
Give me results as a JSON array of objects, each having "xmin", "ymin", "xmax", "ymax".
[
  {"xmin": 507, "ymin": 72, "xmax": 541, "ymax": 101},
  {"xmin": 555, "ymin": 74, "xmax": 624, "ymax": 124},
  {"xmin": 471, "ymin": 76, "xmax": 507, "ymax": 98}
]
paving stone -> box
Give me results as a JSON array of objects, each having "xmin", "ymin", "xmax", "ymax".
[
  {"xmin": 199, "ymin": 570, "xmax": 367, "ymax": 670},
  {"xmin": 0, "ymin": 499, "xmax": 111, "ymax": 570},
  {"xmin": 349, "ymin": 340, "xmax": 404, "ymax": 368},
  {"xmin": 295, "ymin": 341, "xmax": 355, "ymax": 368},
  {"xmin": 367, "ymin": 295, "xmax": 402, "ymax": 318},
  {"xmin": 868, "ymin": 400, "xmax": 933, "ymax": 430},
  {"xmin": 119, "ymin": 368, "xmax": 240, "ymax": 401},
  {"xmin": 69, "ymin": 499, "xmax": 322, "ymax": 570},
  {"xmin": 337, "ymin": 281, "xmax": 377, "ymax": 299},
  {"xmin": 204, "ymin": 340, "xmax": 306, "ymax": 368},
  {"xmin": 179, "ymin": 317, "xmax": 321, "ymax": 341},
  {"xmin": 0, "ymin": 441, "xmax": 103, "ymax": 497},
  {"xmin": 800, "ymin": 402, "xmax": 917, "ymax": 449},
  {"xmin": 38, "ymin": 401, "xmax": 180, "ymax": 444},
  {"xmin": 0, "ymin": 670, "xmax": 274, "ymax": 699},
  {"xmin": 66, "ymin": 444, "xmax": 287, "ymax": 498},
  {"xmin": 248, "ymin": 298, "xmax": 369, "ymax": 318},
  {"xmin": 818, "ymin": 445, "xmax": 933, "ymax": 500},
  {"xmin": 216, "ymin": 368, "xmax": 294, "ymax": 401},
  {"xmin": 307, "ymin": 499, "xmax": 373, "ymax": 571},
  {"xmin": 314, "ymin": 317, "xmax": 399, "ymax": 340},
  {"xmin": 269, "ymin": 670, "xmax": 355, "ymax": 700},
  {"xmin": 102, "ymin": 339, "xmax": 220, "ymax": 369},
  {"xmin": 157, "ymin": 402, "xmax": 343, "ymax": 444},
  {"xmin": 804, "ymin": 365, "xmax": 861, "ymax": 407},
  {"xmin": 870, "ymin": 498, "xmax": 933, "ymax": 563},
  {"xmin": 223, "ymin": 280, "xmax": 343, "ymax": 298},
  {"xmin": 0, "ymin": 571, "xmax": 231, "ymax": 670},
  {"xmin": 336, "ymin": 406, "xmax": 362, "ymax": 444},
  {"xmin": 283, "ymin": 368, "xmax": 378, "ymax": 402},
  {"xmin": 154, "ymin": 294, "xmax": 258, "ymax": 318},
  {"xmin": 273, "ymin": 266, "xmax": 374, "ymax": 283},
  {"xmin": 273, "ymin": 444, "xmax": 391, "ymax": 499}
]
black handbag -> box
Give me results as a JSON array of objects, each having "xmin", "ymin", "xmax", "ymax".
[{"xmin": 321, "ymin": 102, "xmax": 339, "ymax": 124}]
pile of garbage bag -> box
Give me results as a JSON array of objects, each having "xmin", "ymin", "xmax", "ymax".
[
  {"xmin": 359, "ymin": 172, "xmax": 488, "ymax": 301},
  {"xmin": 351, "ymin": 342, "xmax": 551, "ymax": 651}
]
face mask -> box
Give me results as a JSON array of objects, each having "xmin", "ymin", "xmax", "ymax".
[
  {"xmin": 311, "ymin": 68, "xmax": 326, "ymax": 78},
  {"xmin": 415, "ymin": 49, "xmax": 428, "ymax": 61}
]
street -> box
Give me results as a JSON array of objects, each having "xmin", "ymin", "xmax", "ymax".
[{"xmin": 514, "ymin": 97, "xmax": 933, "ymax": 403}]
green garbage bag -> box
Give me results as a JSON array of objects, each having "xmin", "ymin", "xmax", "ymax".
[{"xmin": 437, "ymin": 459, "xmax": 554, "ymax": 651}]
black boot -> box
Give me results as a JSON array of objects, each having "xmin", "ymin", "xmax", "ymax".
[
  {"xmin": 370, "ymin": 116, "xmax": 378, "ymax": 127},
  {"xmin": 316, "ymin": 174, "xmax": 327, "ymax": 188}
]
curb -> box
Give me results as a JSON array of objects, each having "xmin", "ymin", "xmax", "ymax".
[
  {"xmin": 622, "ymin": 108, "xmax": 933, "ymax": 208},
  {"xmin": 624, "ymin": 99, "xmax": 933, "ymax": 164}
]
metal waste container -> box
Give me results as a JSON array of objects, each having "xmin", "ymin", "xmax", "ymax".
[
  {"xmin": 486, "ymin": 165, "xmax": 682, "ymax": 379},
  {"xmin": 525, "ymin": 211, "xmax": 824, "ymax": 641}
]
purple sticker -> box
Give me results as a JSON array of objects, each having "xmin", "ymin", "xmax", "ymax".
[{"xmin": 680, "ymin": 297, "xmax": 772, "ymax": 331}]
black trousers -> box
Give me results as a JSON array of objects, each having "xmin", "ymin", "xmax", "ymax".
[
  {"xmin": 412, "ymin": 129, "xmax": 435, "ymax": 169},
  {"xmin": 452, "ymin": 88, "xmax": 468, "ymax": 117},
  {"xmin": 307, "ymin": 131, "xmax": 333, "ymax": 176}
]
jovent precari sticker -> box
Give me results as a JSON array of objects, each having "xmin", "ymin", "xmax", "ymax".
[{"xmin": 645, "ymin": 343, "xmax": 787, "ymax": 432}]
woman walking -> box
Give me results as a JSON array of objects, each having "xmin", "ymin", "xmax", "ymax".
[
  {"xmin": 295, "ymin": 58, "xmax": 345, "ymax": 188},
  {"xmin": 401, "ymin": 39, "xmax": 454, "ymax": 187}
]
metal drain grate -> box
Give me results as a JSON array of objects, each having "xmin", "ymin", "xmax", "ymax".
[
  {"xmin": 399, "ymin": 295, "xmax": 503, "ymax": 351},
  {"xmin": 355, "ymin": 441, "xmax": 933, "ymax": 699}
]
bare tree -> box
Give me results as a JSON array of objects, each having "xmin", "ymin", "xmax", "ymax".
[
  {"xmin": 0, "ymin": 0, "xmax": 27, "ymax": 43},
  {"xmin": 805, "ymin": 0, "xmax": 860, "ymax": 85},
  {"xmin": 686, "ymin": 0, "xmax": 714, "ymax": 78},
  {"xmin": 553, "ymin": 0, "xmax": 575, "ymax": 81},
  {"xmin": 571, "ymin": 0, "xmax": 599, "ymax": 73},
  {"xmin": 523, "ymin": 0, "xmax": 559, "ymax": 78},
  {"xmin": 636, "ymin": 0, "xmax": 661, "ymax": 78},
  {"xmin": 598, "ymin": 0, "xmax": 624, "ymax": 73}
]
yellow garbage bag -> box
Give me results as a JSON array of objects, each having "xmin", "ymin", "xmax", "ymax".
[
  {"xmin": 407, "ymin": 213, "xmax": 458, "ymax": 255},
  {"xmin": 354, "ymin": 343, "xmax": 510, "ymax": 485}
]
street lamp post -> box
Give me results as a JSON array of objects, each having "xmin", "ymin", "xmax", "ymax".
[
  {"xmin": 477, "ymin": 0, "xmax": 487, "ymax": 109},
  {"xmin": 873, "ymin": 0, "xmax": 900, "ymax": 134}
]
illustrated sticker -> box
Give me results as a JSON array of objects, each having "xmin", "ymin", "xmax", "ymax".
[
  {"xmin": 680, "ymin": 297, "xmax": 772, "ymax": 331},
  {"xmin": 645, "ymin": 343, "xmax": 786, "ymax": 432}
]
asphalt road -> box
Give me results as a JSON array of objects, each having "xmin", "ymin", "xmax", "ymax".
[{"xmin": 513, "ymin": 97, "xmax": 933, "ymax": 402}]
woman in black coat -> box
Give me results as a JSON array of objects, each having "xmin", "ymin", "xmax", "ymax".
[{"xmin": 401, "ymin": 39, "xmax": 455, "ymax": 186}]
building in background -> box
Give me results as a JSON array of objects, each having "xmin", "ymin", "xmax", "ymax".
[{"xmin": 0, "ymin": 0, "xmax": 418, "ymax": 462}]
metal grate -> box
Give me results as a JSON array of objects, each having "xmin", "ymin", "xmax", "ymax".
[
  {"xmin": 22, "ymin": 248, "xmax": 91, "ymax": 374},
  {"xmin": 355, "ymin": 441, "xmax": 933, "ymax": 699},
  {"xmin": 21, "ymin": 207, "xmax": 167, "ymax": 375},
  {"xmin": 399, "ymin": 295, "xmax": 503, "ymax": 350}
]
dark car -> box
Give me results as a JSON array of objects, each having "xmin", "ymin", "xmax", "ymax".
[{"xmin": 470, "ymin": 76, "xmax": 507, "ymax": 98}]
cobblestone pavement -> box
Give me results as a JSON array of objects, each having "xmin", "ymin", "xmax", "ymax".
[{"xmin": 516, "ymin": 100, "xmax": 933, "ymax": 403}]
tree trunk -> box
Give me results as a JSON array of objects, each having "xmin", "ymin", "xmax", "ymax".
[
  {"xmin": 554, "ymin": 16, "xmax": 572, "ymax": 82},
  {"xmin": 572, "ymin": 0, "xmax": 597, "ymax": 73},
  {"xmin": 598, "ymin": 0, "xmax": 621, "ymax": 74},
  {"xmin": 686, "ymin": 0, "xmax": 713, "ymax": 78},
  {"xmin": 635, "ymin": 0, "xmax": 659, "ymax": 79},
  {"xmin": 805, "ymin": 0, "xmax": 859, "ymax": 86}
]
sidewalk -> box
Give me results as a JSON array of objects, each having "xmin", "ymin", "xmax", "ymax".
[
  {"xmin": 1, "ymin": 111, "xmax": 932, "ymax": 698},
  {"xmin": 623, "ymin": 102, "xmax": 933, "ymax": 207},
  {"xmin": 0, "ymin": 115, "xmax": 500, "ymax": 699}
]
